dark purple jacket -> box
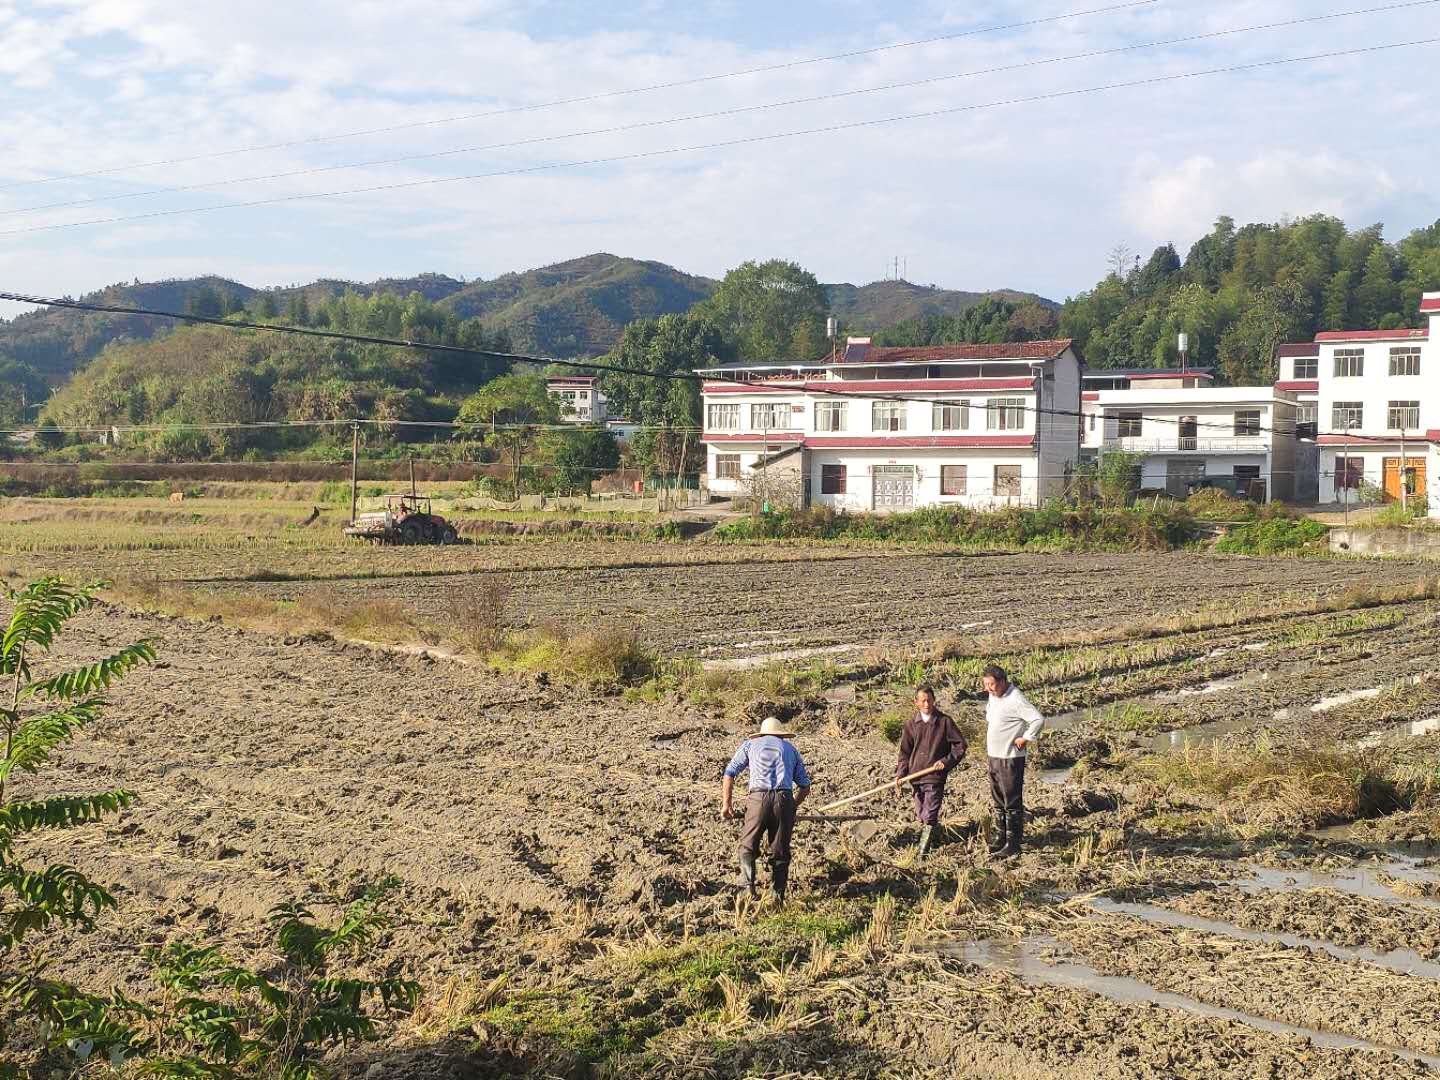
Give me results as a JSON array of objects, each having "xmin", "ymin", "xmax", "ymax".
[{"xmin": 896, "ymin": 708, "xmax": 968, "ymax": 786}]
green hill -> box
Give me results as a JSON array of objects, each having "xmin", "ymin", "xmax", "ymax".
[{"xmin": 826, "ymin": 280, "xmax": 1056, "ymax": 331}]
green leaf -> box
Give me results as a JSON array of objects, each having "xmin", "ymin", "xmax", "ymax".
[
  {"xmin": 0, "ymin": 790, "xmax": 136, "ymax": 844},
  {"xmin": 0, "ymin": 864, "xmax": 119, "ymax": 949},
  {"xmin": 2, "ymin": 578, "xmax": 105, "ymax": 676},
  {"xmin": 0, "ymin": 699, "xmax": 106, "ymax": 782},
  {"xmin": 24, "ymin": 641, "xmax": 157, "ymax": 700}
]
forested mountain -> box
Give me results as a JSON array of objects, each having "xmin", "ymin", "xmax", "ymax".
[
  {"xmin": 1061, "ymin": 215, "xmax": 1440, "ymax": 383},
  {"xmin": 826, "ymin": 279, "xmax": 1055, "ymax": 331}
]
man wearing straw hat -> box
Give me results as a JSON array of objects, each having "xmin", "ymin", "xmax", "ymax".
[{"xmin": 721, "ymin": 716, "xmax": 811, "ymax": 904}]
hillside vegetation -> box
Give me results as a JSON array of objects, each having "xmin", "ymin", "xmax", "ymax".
[{"xmin": 1061, "ymin": 215, "xmax": 1440, "ymax": 382}]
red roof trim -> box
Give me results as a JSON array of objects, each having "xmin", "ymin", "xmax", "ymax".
[
  {"xmin": 1275, "ymin": 343, "xmax": 1319, "ymax": 358},
  {"xmin": 1124, "ymin": 371, "xmax": 1215, "ymax": 381},
  {"xmin": 1315, "ymin": 329, "xmax": 1428, "ymax": 342},
  {"xmin": 703, "ymin": 378, "xmax": 1034, "ymax": 394},
  {"xmin": 806, "ymin": 436, "xmax": 1034, "ymax": 449},
  {"xmin": 1316, "ymin": 435, "xmax": 1413, "ymax": 445},
  {"xmin": 855, "ymin": 339, "xmax": 1072, "ymax": 362},
  {"xmin": 1082, "ymin": 392, "xmax": 1100, "ymax": 401},
  {"xmin": 1427, "ymin": 429, "xmax": 1440, "ymax": 441},
  {"xmin": 1274, "ymin": 380, "xmax": 1319, "ymax": 392},
  {"xmin": 701, "ymin": 432, "xmax": 805, "ymax": 444},
  {"xmin": 1420, "ymin": 298, "xmax": 1440, "ymax": 313},
  {"xmin": 546, "ymin": 376, "xmax": 598, "ymax": 385}
]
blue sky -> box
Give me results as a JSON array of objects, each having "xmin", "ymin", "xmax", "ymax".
[{"xmin": 1, "ymin": 0, "xmax": 1437, "ymax": 318}]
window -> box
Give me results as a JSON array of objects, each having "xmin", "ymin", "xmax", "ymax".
[
  {"xmin": 1390, "ymin": 347, "xmax": 1422, "ymax": 377},
  {"xmin": 1233, "ymin": 410, "xmax": 1261, "ymax": 437},
  {"xmin": 1115, "ymin": 412, "xmax": 1143, "ymax": 439},
  {"xmin": 707, "ymin": 403, "xmax": 740, "ymax": 430},
  {"xmin": 1333, "ymin": 349, "xmax": 1364, "ymax": 378},
  {"xmin": 820, "ymin": 464, "xmax": 846, "ymax": 495},
  {"xmin": 994, "ymin": 465, "xmax": 1022, "ymax": 498},
  {"xmin": 1388, "ymin": 401, "xmax": 1421, "ymax": 431},
  {"xmin": 1088, "ymin": 412, "xmax": 1097, "ymax": 432},
  {"xmin": 814, "ymin": 400, "xmax": 847, "ymax": 432},
  {"xmin": 871, "ymin": 401, "xmax": 907, "ymax": 432},
  {"xmin": 986, "ymin": 397, "xmax": 1025, "ymax": 431},
  {"xmin": 1335, "ymin": 458, "xmax": 1364, "ymax": 490},
  {"xmin": 932, "ymin": 400, "xmax": 969, "ymax": 431},
  {"xmin": 1233, "ymin": 465, "xmax": 1263, "ymax": 501},
  {"xmin": 1296, "ymin": 403, "xmax": 1317, "ymax": 440},
  {"xmin": 941, "ymin": 465, "xmax": 967, "ymax": 495},
  {"xmin": 750, "ymin": 402, "xmax": 794, "ymax": 430},
  {"xmin": 713, "ymin": 454, "xmax": 740, "ymax": 480},
  {"xmin": 1332, "ymin": 402, "xmax": 1364, "ymax": 431},
  {"xmin": 1293, "ymin": 357, "xmax": 1318, "ymax": 380}
]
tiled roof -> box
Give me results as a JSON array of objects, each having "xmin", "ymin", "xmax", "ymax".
[
  {"xmin": 1315, "ymin": 329, "xmax": 1427, "ymax": 342},
  {"xmin": 1274, "ymin": 343, "xmax": 1318, "ymax": 358},
  {"xmin": 856, "ymin": 339, "xmax": 1074, "ymax": 363}
]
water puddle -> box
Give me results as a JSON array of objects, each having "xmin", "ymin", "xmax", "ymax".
[
  {"xmin": 940, "ymin": 937, "xmax": 1440, "ymax": 1069},
  {"xmin": 1309, "ymin": 823, "xmax": 1440, "ymax": 862},
  {"xmin": 1241, "ymin": 863, "xmax": 1440, "ymax": 911},
  {"xmin": 1312, "ymin": 686, "xmax": 1385, "ymax": 713},
  {"xmin": 1090, "ymin": 898, "xmax": 1440, "ymax": 980},
  {"xmin": 1039, "ymin": 766, "xmax": 1073, "ymax": 786}
]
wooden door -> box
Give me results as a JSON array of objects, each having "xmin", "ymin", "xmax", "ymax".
[{"xmin": 1383, "ymin": 457, "xmax": 1427, "ymax": 500}]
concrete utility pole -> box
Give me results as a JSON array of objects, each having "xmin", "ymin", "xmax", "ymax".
[
  {"xmin": 349, "ymin": 422, "xmax": 359, "ymax": 526},
  {"xmin": 1400, "ymin": 427, "xmax": 1409, "ymax": 513}
]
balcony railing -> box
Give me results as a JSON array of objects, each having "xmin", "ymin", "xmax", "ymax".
[{"xmin": 1102, "ymin": 437, "xmax": 1269, "ymax": 453}]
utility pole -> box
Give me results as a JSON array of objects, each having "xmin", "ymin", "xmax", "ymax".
[
  {"xmin": 409, "ymin": 454, "xmax": 417, "ymax": 501},
  {"xmin": 349, "ymin": 422, "xmax": 359, "ymax": 526},
  {"xmin": 1400, "ymin": 427, "xmax": 1409, "ymax": 513},
  {"xmin": 760, "ymin": 408, "xmax": 770, "ymax": 513}
]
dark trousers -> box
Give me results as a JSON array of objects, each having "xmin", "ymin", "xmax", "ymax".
[
  {"xmin": 739, "ymin": 790, "xmax": 796, "ymax": 890},
  {"xmin": 911, "ymin": 781, "xmax": 945, "ymax": 826},
  {"xmin": 988, "ymin": 756, "xmax": 1026, "ymax": 816}
]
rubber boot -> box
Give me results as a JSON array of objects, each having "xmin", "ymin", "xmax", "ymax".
[
  {"xmin": 1000, "ymin": 812, "xmax": 1023, "ymax": 859},
  {"xmin": 772, "ymin": 861, "xmax": 790, "ymax": 907},
  {"xmin": 986, "ymin": 812, "xmax": 1009, "ymax": 855},
  {"xmin": 917, "ymin": 824, "xmax": 934, "ymax": 860},
  {"xmin": 739, "ymin": 851, "xmax": 760, "ymax": 900}
]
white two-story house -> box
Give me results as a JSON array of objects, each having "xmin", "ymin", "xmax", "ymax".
[
  {"xmin": 1086, "ymin": 384, "xmax": 1298, "ymax": 502},
  {"xmin": 1315, "ymin": 291, "xmax": 1440, "ymax": 510},
  {"xmin": 546, "ymin": 376, "xmax": 606, "ymax": 423},
  {"xmin": 698, "ymin": 338, "xmax": 1082, "ymax": 511}
]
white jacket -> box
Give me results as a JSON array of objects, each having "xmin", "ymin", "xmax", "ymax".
[{"xmin": 985, "ymin": 685, "xmax": 1045, "ymax": 759}]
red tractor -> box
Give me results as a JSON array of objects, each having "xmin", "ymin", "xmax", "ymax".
[{"xmin": 345, "ymin": 494, "xmax": 459, "ymax": 545}]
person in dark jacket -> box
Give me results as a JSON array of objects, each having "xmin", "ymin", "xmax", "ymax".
[{"xmin": 892, "ymin": 684, "xmax": 968, "ymax": 858}]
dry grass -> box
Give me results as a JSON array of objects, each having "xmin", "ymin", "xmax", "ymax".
[
  {"xmin": 488, "ymin": 625, "xmax": 659, "ymax": 688},
  {"xmin": 443, "ymin": 578, "xmax": 511, "ymax": 654}
]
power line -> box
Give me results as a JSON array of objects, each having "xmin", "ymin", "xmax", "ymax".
[
  {"xmin": 5, "ymin": 36, "xmax": 1437, "ymax": 238},
  {"xmin": 0, "ymin": 1, "xmax": 1157, "ymax": 193},
  {"xmin": 0, "ymin": 289, "xmax": 1416, "ymax": 447},
  {"xmin": 6, "ymin": 0, "xmax": 1429, "ymax": 221}
]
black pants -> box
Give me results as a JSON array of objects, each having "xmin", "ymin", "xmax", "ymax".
[
  {"xmin": 739, "ymin": 790, "xmax": 796, "ymax": 889},
  {"xmin": 988, "ymin": 756, "xmax": 1026, "ymax": 816}
]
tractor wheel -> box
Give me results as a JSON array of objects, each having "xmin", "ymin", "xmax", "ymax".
[
  {"xmin": 439, "ymin": 525, "xmax": 459, "ymax": 545},
  {"xmin": 400, "ymin": 520, "xmax": 423, "ymax": 545}
]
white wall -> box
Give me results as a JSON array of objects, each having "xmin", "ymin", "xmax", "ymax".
[
  {"xmin": 808, "ymin": 449, "xmax": 1040, "ymax": 512},
  {"xmin": 1317, "ymin": 339, "xmax": 1438, "ymax": 438}
]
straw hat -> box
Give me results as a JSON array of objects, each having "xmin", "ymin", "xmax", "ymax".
[{"xmin": 752, "ymin": 716, "xmax": 795, "ymax": 739}]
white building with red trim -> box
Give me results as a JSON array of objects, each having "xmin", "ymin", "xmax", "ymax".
[
  {"xmin": 546, "ymin": 376, "xmax": 606, "ymax": 423},
  {"xmin": 1311, "ymin": 292, "xmax": 1440, "ymax": 512},
  {"xmin": 698, "ymin": 338, "xmax": 1082, "ymax": 511}
]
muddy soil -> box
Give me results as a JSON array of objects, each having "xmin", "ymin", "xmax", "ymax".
[
  {"xmin": 11, "ymin": 601, "xmax": 1440, "ymax": 1078},
  {"xmin": 211, "ymin": 550, "xmax": 1440, "ymax": 660}
]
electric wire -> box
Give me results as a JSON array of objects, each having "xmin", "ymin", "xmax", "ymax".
[
  {"xmin": 4, "ymin": 36, "xmax": 1437, "ymax": 237},
  {"xmin": 0, "ymin": 0, "xmax": 1158, "ymax": 192},
  {"xmin": 5, "ymin": 0, "xmax": 1430, "ymax": 221}
]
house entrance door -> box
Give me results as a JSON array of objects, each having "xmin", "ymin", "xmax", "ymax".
[{"xmin": 872, "ymin": 465, "xmax": 915, "ymax": 511}]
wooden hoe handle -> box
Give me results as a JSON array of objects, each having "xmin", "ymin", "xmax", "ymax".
[{"xmin": 817, "ymin": 762, "xmax": 944, "ymax": 813}]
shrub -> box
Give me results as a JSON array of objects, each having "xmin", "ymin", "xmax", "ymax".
[
  {"xmin": 1, "ymin": 578, "xmax": 155, "ymax": 1067},
  {"xmin": 445, "ymin": 579, "xmax": 510, "ymax": 654},
  {"xmin": 489, "ymin": 626, "xmax": 658, "ymax": 688},
  {"xmin": 1214, "ymin": 518, "xmax": 1328, "ymax": 555}
]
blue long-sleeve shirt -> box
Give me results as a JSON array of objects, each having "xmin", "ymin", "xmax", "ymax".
[{"xmin": 724, "ymin": 735, "xmax": 811, "ymax": 792}]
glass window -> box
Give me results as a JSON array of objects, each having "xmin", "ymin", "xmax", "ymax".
[
  {"xmin": 1115, "ymin": 412, "xmax": 1143, "ymax": 439},
  {"xmin": 749, "ymin": 402, "xmax": 794, "ymax": 430},
  {"xmin": 706, "ymin": 403, "xmax": 740, "ymax": 430},
  {"xmin": 820, "ymin": 464, "xmax": 846, "ymax": 495},
  {"xmin": 1293, "ymin": 357, "xmax": 1318, "ymax": 380},
  {"xmin": 1388, "ymin": 401, "xmax": 1421, "ymax": 430},
  {"xmin": 986, "ymin": 397, "xmax": 1025, "ymax": 431},
  {"xmin": 871, "ymin": 401, "xmax": 907, "ymax": 432},
  {"xmin": 994, "ymin": 465, "xmax": 1022, "ymax": 497},
  {"xmin": 1332, "ymin": 402, "xmax": 1364, "ymax": 431},
  {"xmin": 941, "ymin": 465, "xmax": 967, "ymax": 495},
  {"xmin": 713, "ymin": 454, "xmax": 740, "ymax": 480},
  {"xmin": 1333, "ymin": 349, "xmax": 1364, "ymax": 378},
  {"xmin": 932, "ymin": 401, "xmax": 969, "ymax": 431},
  {"xmin": 1390, "ymin": 347, "xmax": 1421, "ymax": 377},
  {"xmin": 814, "ymin": 401, "xmax": 847, "ymax": 432},
  {"xmin": 1234, "ymin": 410, "xmax": 1261, "ymax": 437}
]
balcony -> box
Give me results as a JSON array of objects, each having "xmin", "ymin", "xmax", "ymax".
[{"xmin": 1102, "ymin": 436, "xmax": 1269, "ymax": 454}]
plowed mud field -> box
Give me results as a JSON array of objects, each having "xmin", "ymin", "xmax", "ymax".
[{"xmin": 10, "ymin": 537, "xmax": 1440, "ymax": 1079}]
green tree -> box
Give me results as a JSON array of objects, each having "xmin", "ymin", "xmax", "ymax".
[
  {"xmin": 1216, "ymin": 281, "xmax": 1306, "ymax": 385},
  {"xmin": 456, "ymin": 373, "xmax": 560, "ymax": 499},
  {"xmin": 185, "ymin": 285, "xmax": 223, "ymax": 319},
  {"xmin": 696, "ymin": 260, "xmax": 828, "ymax": 361},
  {"xmin": 1355, "ymin": 244, "xmax": 1400, "ymax": 327},
  {"xmin": 0, "ymin": 358, "xmax": 45, "ymax": 428},
  {"xmin": 543, "ymin": 427, "xmax": 621, "ymax": 495},
  {"xmin": 1320, "ymin": 270, "xmax": 1353, "ymax": 330}
]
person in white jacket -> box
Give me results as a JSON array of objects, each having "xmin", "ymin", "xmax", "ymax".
[{"xmin": 982, "ymin": 664, "xmax": 1045, "ymax": 858}]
